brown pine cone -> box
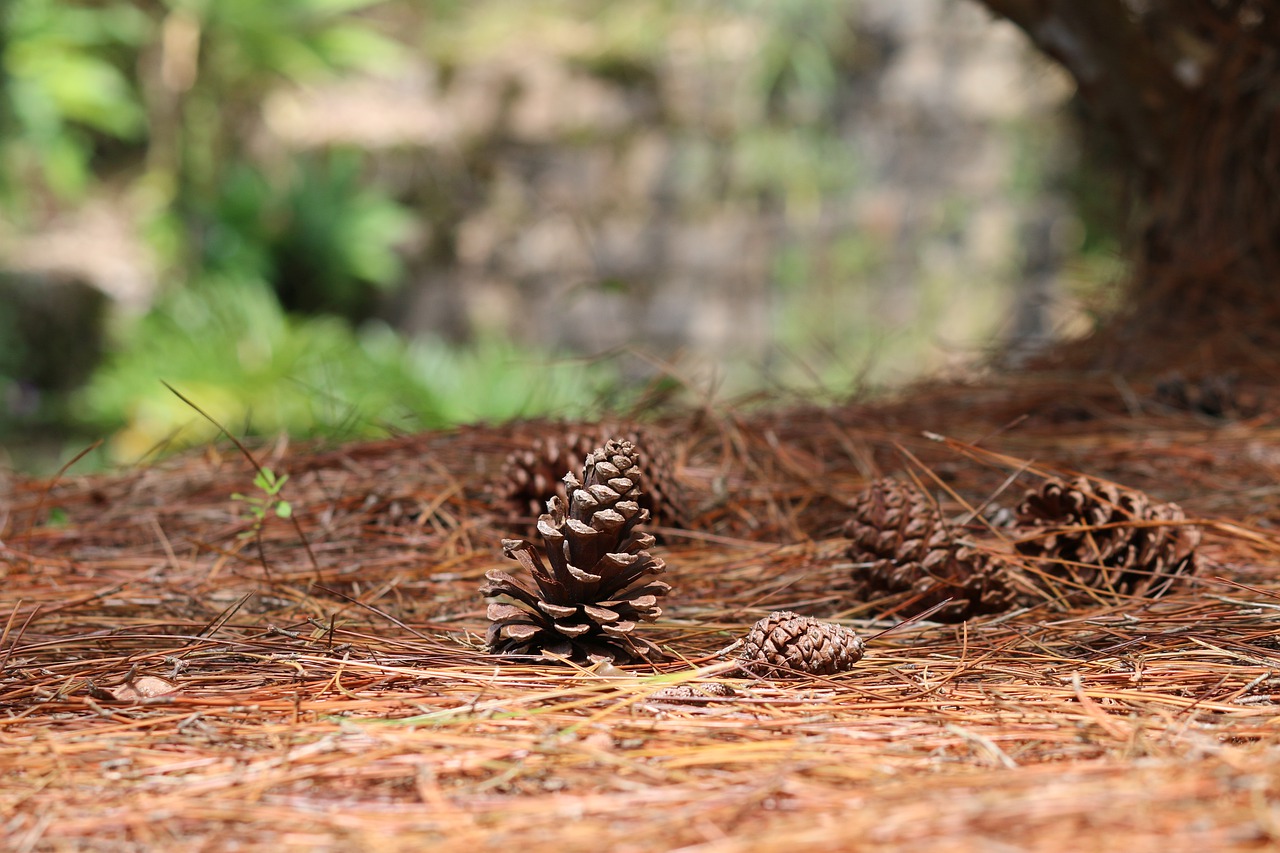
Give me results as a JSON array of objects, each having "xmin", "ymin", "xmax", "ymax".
[
  {"xmin": 845, "ymin": 478, "xmax": 1016, "ymax": 622},
  {"xmin": 481, "ymin": 438, "xmax": 671, "ymax": 663},
  {"xmin": 1014, "ymin": 476, "xmax": 1200, "ymax": 598},
  {"xmin": 1153, "ymin": 371, "xmax": 1254, "ymax": 418},
  {"xmin": 739, "ymin": 611, "xmax": 865, "ymax": 676},
  {"xmin": 494, "ymin": 424, "xmax": 687, "ymax": 528}
]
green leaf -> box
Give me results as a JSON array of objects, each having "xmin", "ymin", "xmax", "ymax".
[
  {"xmin": 9, "ymin": 45, "xmax": 146, "ymax": 138},
  {"xmin": 312, "ymin": 24, "xmax": 406, "ymax": 74},
  {"xmin": 302, "ymin": 0, "xmax": 392, "ymax": 16},
  {"xmin": 275, "ymin": 501, "xmax": 293, "ymax": 519},
  {"xmin": 76, "ymin": 276, "xmax": 623, "ymax": 463}
]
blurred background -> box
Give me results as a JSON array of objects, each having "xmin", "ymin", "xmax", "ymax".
[{"xmin": 0, "ymin": 0, "xmax": 1125, "ymax": 473}]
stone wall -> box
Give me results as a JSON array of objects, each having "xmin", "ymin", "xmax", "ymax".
[
  {"xmin": 7, "ymin": 0, "xmax": 1082, "ymax": 391},
  {"xmin": 275, "ymin": 0, "xmax": 1076, "ymax": 386}
]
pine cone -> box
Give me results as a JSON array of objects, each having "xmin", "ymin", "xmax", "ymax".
[
  {"xmin": 1014, "ymin": 477, "xmax": 1200, "ymax": 598},
  {"xmin": 1153, "ymin": 371, "xmax": 1252, "ymax": 418},
  {"xmin": 481, "ymin": 439, "xmax": 671, "ymax": 663},
  {"xmin": 495, "ymin": 425, "xmax": 687, "ymax": 528},
  {"xmin": 739, "ymin": 611, "xmax": 864, "ymax": 676},
  {"xmin": 845, "ymin": 478, "xmax": 1016, "ymax": 622}
]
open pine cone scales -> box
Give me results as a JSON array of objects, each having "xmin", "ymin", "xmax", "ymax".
[
  {"xmin": 481, "ymin": 438, "xmax": 670, "ymax": 663},
  {"xmin": 739, "ymin": 611, "xmax": 865, "ymax": 676},
  {"xmin": 1015, "ymin": 476, "xmax": 1200, "ymax": 597},
  {"xmin": 495, "ymin": 426, "xmax": 686, "ymax": 528},
  {"xmin": 845, "ymin": 478, "xmax": 1015, "ymax": 622}
]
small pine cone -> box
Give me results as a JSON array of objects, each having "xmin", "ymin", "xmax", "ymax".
[
  {"xmin": 494, "ymin": 425, "xmax": 687, "ymax": 528},
  {"xmin": 648, "ymin": 682, "xmax": 737, "ymax": 703},
  {"xmin": 1015, "ymin": 476, "xmax": 1200, "ymax": 597},
  {"xmin": 845, "ymin": 478, "xmax": 1016, "ymax": 622},
  {"xmin": 739, "ymin": 611, "xmax": 865, "ymax": 676},
  {"xmin": 481, "ymin": 439, "xmax": 671, "ymax": 663},
  {"xmin": 1153, "ymin": 371, "xmax": 1250, "ymax": 418}
]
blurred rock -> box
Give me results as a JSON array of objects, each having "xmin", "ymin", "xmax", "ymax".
[
  {"xmin": 0, "ymin": 271, "xmax": 108, "ymax": 393},
  {"xmin": 255, "ymin": 0, "xmax": 1081, "ymax": 378},
  {"xmin": 0, "ymin": 198, "xmax": 156, "ymax": 314}
]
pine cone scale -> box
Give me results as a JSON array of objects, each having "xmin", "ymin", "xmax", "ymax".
[
  {"xmin": 537, "ymin": 601, "xmax": 578, "ymax": 619},
  {"xmin": 487, "ymin": 602, "xmax": 528, "ymax": 621},
  {"xmin": 494, "ymin": 622, "xmax": 539, "ymax": 642},
  {"xmin": 582, "ymin": 604, "xmax": 621, "ymax": 622}
]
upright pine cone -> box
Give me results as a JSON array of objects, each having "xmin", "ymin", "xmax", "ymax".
[
  {"xmin": 1014, "ymin": 477, "xmax": 1199, "ymax": 597},
  {"xmin": 495, "ymin": 426, "xmax": 686, "ymax": 528},
  {"xmin": 739, "ymin": 611, "xmax": 865, "ymax": 676},
  {"xmin": 481, "ymin": 439, "xmax": 671, "ymax": 663},
  {"xmin": 845, "ymin": 478, "xmax": 1015, "ymax": 622}
]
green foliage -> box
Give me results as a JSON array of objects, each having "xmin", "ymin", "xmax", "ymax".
[
  {"xmin": 196, "ymin": 153, "xmax": 415, "ymax": 317},
  {"xmin": 232, "ymin": 467, "xmax": 293, "ymax": 539},
  {"xmin": 187, "ymin": 0, "xmax": 405, "ymax": 87},
  {"xmin": 388, "ymin": 331, "xmax": 623, "ymax": 425},
  {"xmin": 77, "ymin": 277, "xmax": 622, "ymax": 463},
  {"xmin": 731, "ymin": 125, "xmax": 858, "ymax": 204},
  {"xmin": 154, "ymin": 0, "xmax": 408, "ymax": 275},
  {"xmin": 3, "ymin": 0, "xmax": 616, "ymax": 469},
  {"xmin": 136, "ymin": 0, "xmax": 417, "ymax": 327},
  {"xmin": 725, "ymin": 0, "xmax": 862, "ymax": 205},
  {"xmin": 0, "ymin": 0, "xmax": 879, "ymax": 462},
  {"xmin": 273, "ymin": 152, "xmax": 416, "ymax": 314},
  {"xmin": 79, "ymin": 276, "xmax": 433, "ymax": 460},
  {"xmin": 2, "ymin": 0, "xmax": 149, "ymax": 200},
  {"xmin": 741, "ymin": 0, "xmax": 851, "ymax": 122},
  {"xmin": 0, "ymin": 0, "xmax": 1099, "ymax": 471}
]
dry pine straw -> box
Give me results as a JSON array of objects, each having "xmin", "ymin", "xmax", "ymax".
[{"xmin": 5, "ymin": 375, "xmax": 1280, "ymax": 851}]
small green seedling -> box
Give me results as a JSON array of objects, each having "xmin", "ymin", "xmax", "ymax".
[{"xmin": 232, "ymin": 467, "xmax": 293, "ymax": 539}]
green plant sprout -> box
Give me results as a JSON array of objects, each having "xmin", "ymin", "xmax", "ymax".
[{"xmin": 232, "ymin": 467, "xmax": 293, "ymax": 539}]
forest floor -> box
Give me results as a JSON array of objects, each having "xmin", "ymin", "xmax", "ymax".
[{"xmin": 5, "ymin": 370, "xmax": 1280, "ymax": 852}]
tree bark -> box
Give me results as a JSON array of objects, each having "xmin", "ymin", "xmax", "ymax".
[{"xmin": 974, "ymin": 0, "xmax": 1280, "ymax": 372}]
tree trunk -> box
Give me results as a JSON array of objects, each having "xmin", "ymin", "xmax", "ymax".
[{"xmin": 976, "ymin": 0, "xmax": 1280, "ymax": 372}]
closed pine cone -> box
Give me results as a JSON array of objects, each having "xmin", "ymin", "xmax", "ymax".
[
  {"xmin": 495, "ymin": 425, "xmax": 686, "ymax": 528},
  {"xmin": 1153, "ymin": 371, "xmax": 1253, "ymax": 418},
  {"xmin": 481, "ymin": 438, "xmax": 670, "ymax": 663},
  {"xmin": 739, "ymin": 611, "xmax": 865, "ymax": 676},
  {"xmin": 845, "ymin": 478, "xmax": 1016, "ymax": 622},
  {"xmin": 1015, "ymin": 476, "xmax": 1199, "ymax": 598}
]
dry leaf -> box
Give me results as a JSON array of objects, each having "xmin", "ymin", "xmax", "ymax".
[{"xmin": 98, "ymin": 676, "xmax": 180, "ymax": 702}]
